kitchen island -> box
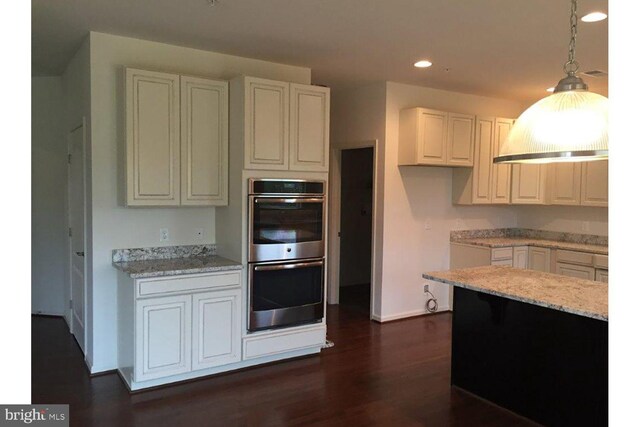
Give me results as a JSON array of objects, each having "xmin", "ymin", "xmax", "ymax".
[{"xmin": 423, "ymin": 266, "xmax": 607, "ymax": 426}]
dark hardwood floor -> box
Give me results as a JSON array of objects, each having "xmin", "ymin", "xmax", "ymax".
[{"xmin": 32, "ymin": 306, "xmax": 537, "ymax": 427}]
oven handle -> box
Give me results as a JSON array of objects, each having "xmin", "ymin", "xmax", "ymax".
[
  {"xmin": 254, "ymin": 260, "xmax": 324, "ymax": 271},
  {"xmin": 254, "ymin": 197, "xmax": 325, "ymax": 204}
]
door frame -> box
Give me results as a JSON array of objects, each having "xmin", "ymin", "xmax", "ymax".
[
  {"xmin": 67, "ymin": 118, "xmax": 87, "ymax": 352},
  {"xmin": 328, "ymin": 140, "xmax": 380, "ymax": 320}
]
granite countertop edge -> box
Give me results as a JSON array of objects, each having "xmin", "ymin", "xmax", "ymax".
[
  {"xmin": 422, "ymin": 272, "xmax": 608, "ymax": 322},
  {"xmin": 113, "ymin": 255, "xmax": 243, "ymax": 279},
  {"xmin": 450, "ymin": 238, "xmax": 608, "ymax": 255}
]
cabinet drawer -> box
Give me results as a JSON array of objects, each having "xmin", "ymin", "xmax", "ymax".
[
  {"xmin": 137, "ymin": 272, "xmax": 241, "ymax": 297},
  {"xmin": 491, "ymin": 259, "xmax": 513, "ymax": 267},
  {"xmin": 491, "ymin": 247, "xmax": 513, "ymax": 261},
  {"xmin": 556, "ymin": 250, "xmax": 594, "ymax": 266},
  {"xmin": 593, "ymin": 254, "xmax": 608, "ymax": 269},
  {"xmin": 556, "ymin": 263, "xmax": 595, "ymax": 281},
  {"xmin": 243, "ymin": 326, "xmax": 325, "ymax": 360}
]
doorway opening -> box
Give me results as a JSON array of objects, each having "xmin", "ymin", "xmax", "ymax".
[{"xmin": 337, "ymin": 147, "xmax": 374, "ymax": 315}]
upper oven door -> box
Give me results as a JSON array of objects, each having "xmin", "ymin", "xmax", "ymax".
[{"xmin": 249, "ymin": 196, "xmax": 325, "ymax": 262}]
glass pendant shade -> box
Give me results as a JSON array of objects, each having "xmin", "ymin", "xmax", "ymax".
[{"xmin": 494, "ymin": 90, "xmax": 608, "ymax": 163}]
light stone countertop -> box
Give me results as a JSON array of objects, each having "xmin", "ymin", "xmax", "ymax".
[
  {"xmin": 113, "ymin": 255, "xmax": 242, "ymax": 279},
  {"xmin": 452, "ymin": 237, "xmax": 608, "ymax": 255},
  {"xmin": 423, "ymin": 265, "xmax": 608, "ymax": 321}
]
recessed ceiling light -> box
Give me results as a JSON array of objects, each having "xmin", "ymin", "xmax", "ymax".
[
  {"xmin": 581, "ymin": 12, "xmax": 607, "ymax": 22},
  {"xmin": 414, "ymin": 60, "xmax": 433, "ymax": 68},
  {"xmin": 546, "ymin": 87, "xmax": 555, "ymax": 93}
]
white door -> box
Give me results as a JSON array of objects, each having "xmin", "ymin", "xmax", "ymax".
[{"xmin": 68, "ymin": 123, "xmax": 86, "ymax": 353}]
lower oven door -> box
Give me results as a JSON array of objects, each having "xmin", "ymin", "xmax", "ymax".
[{"xmin": 249, "ymin": 258, "xmax": 325, "ymax": 332}]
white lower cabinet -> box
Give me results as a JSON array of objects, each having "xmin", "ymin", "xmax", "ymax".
[
  {"xmin": 512, "ymin": 246, "xmax": 529, "ymax": 269},
  {"xmin": 136, "ymin": 295, "xmax": 192, "ymax": 382},
  {"xmin": 192, "ymin": 290, "xmax": 241, "ymax": 370},
  {"xmin": 120, "ymin": 271, "xmax": 243, "ymax": 389},
  {"xmin": 556, "ymin": 263, "xmax": 596, "ymax": 281},
  {"xmin": 528, "ymin": 247, "xmax": 552, "ymax": 273},
  {"xmin": 134, "ymin": 288, "xmax": 241, "ymax": 382},
  {"xmin": 595, "ymin": 269, "xmax": 608, "ymax": 283}
]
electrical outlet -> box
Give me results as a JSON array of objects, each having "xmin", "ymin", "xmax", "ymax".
[
  {"xmin": 195, "ymin": 228, "xmax": 204, "ymax": 240},
  {"xmin": 424, "ymin": 284, "xmax": 430, "ymax": 293},
  {"xmin": 424, "ymin": 218, "xmax": 432, "ymax": 230},
  {"xmin": 455, "ymin": 219, "xmax": 464, "ymax": 230},
  {"xmin": 581, "ymin": 221, "xmax": 590, "ymax": 232},
  {"xmin": 160, "ymin": 228, "xmax": 169, "ymax": 242}
]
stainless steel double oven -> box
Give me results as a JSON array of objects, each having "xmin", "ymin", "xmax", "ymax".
[{"xmin": 248, "ymin": 179, "xmax": 325, "ymax": 332}]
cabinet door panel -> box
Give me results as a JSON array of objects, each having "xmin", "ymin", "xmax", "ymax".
[
  {"xmin": 511, "ymin": 164, "xmax": 546, "ymax": 204},
  {"xmin": 289, "ymin": 84, "xmax": 330, "ymax": 171},
  {"xmin": 547, "ymin": 162, "xmax": 581, "ymax": 205},
  {"xmin": 472, "ymin": 117, "xmax": 494, "ymax": 203},
  {"xmin": 245, "ymin": 78, "xmax": 289, "ymax": 170},
  {"xmin": 417, "ymin": 109, "xmax": 447, "ymax": 165},
  {"xmin": 181, "ymin": 76, "xmax": 228, "ymax": 206},
  {"xmin": 126, "ymin": 68, "xmax": 180, "ymax": 206},
  {"xmin": 447, "ymin": 113, "xmax": 475, "ymax": 166},
  {"xmin": 528, "ymin": 247, "xmax": 551, "ymax": 272},
  {"xmin": 513, "ymin": 246, "xmax": 529, "ymax": 269},
  {"xmin": 581, "ymin": 160, "xmax": 608, "ymax": 207},
  {"xmin": 135, "ymin": 295, "xmax": 191, "ymax": 382},
  {"xmin": 491, "ymin": 118, "xmax": 513, "ymax": 203},
  {"xmin": 192, "ymin": 290, "xmax": 241, "ymax": 370}
]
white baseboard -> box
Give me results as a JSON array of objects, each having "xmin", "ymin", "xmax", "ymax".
[{"xmin": 373, "ymin": 306, "xmax": 451, "ymax": 323}]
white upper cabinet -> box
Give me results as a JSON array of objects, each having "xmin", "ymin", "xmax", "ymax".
[
  {"xmin": 511, "ymin": 163, "xmax": 547, "ymax": 204},
  {"xmin": 125, "ymin": 68, "xmax": 229, "ymax": 207},
  {"xmin": 244, "ymin": 77, "xmax": 290, "ymax": 170},
  {"xmin": 581, "ymin": 160, "xmax": 608, "ymax": 207},
  {"xmin": 126, "ymin": 68, "xmax": 181, "ymax": 206},
  {"xmin": 452, "ymin": 116, "xmax": 514, "ymax": 205},
  {"xmin": 398, "ymin": 108, "xmax": 474, "ymax": 167},
  {"xmin": 239, "ymin": 77, "xmax": 330, "ymax": 172},
  {"xmin": 470, "ymin": 116, "xmax": 495, "ymax": 203},
  {"xmin": 490, "ymin": 118, "xmax": 513, "ymax": 204},
  {"xmin": 289, "ymin": 84, "xmax": 330, "ymax": 172},
  {"xmin": 545, "ymin": 160, "xmax": 608, "ymax": 207},
  {"xmin": 547, "ymin": 162, "xmax": 582, "ymax": 206},
  {"xmin": 447, "ymin": 113, "xmax": 475, "ymax": 167},
  {"xmin": 180, "ymin": 76, "xmax": 229, "ymax": 206}
]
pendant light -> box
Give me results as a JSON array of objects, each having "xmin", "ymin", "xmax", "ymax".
[{"xmin": 494, "ymin": 0, "xmax": 608, "ymax": 164}]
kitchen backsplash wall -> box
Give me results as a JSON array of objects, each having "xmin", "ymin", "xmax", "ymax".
[{"xmin": 515, "ymin": 205, "xmax": 608, "ymax": 236}]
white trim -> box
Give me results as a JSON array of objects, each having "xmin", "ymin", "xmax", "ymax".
[
  {"xmin": 327, "ymin": 140, "xmax": 380, "ymax": 320},
  {"xmin": 372, "ymin": 306, "xmax": 452, "ymax": 323}
]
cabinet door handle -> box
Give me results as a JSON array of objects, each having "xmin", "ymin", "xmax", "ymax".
[{"xmin": 75, "ymin": 251, "xmax": 85, "ymax": 257}]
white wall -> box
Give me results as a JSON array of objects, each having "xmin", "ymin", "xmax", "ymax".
[
  {"xmin": 329, "ymin": 83, "xmax": 387, "ymax": 316},
  {"xmin": 87, "ymin": 32, "xmax": 311, "ymax": 372},
  {"xmin": 381, "ymin": 82, "xmax": 526, "ymax": 320},
  {"xmin": 516, "ymin": 205, "xmax": 608, "ymax": 236},
  {"xmin": 32, "ymin": 77, "xmax": 67, "ymax": 316}
]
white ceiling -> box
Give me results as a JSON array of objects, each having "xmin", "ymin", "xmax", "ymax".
[{"xmin": 32, "ymin": 0, "xmax": 608, "ymax": 102}]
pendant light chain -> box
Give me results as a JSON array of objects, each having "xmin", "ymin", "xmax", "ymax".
[{"xmin": 564, "ymin": 0, "xmax": 579, "ymax": 75}]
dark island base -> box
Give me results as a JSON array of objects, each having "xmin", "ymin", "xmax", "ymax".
[{"xmin": 452, "ymin": 287, "xmax": 608, "ymax": 427}]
